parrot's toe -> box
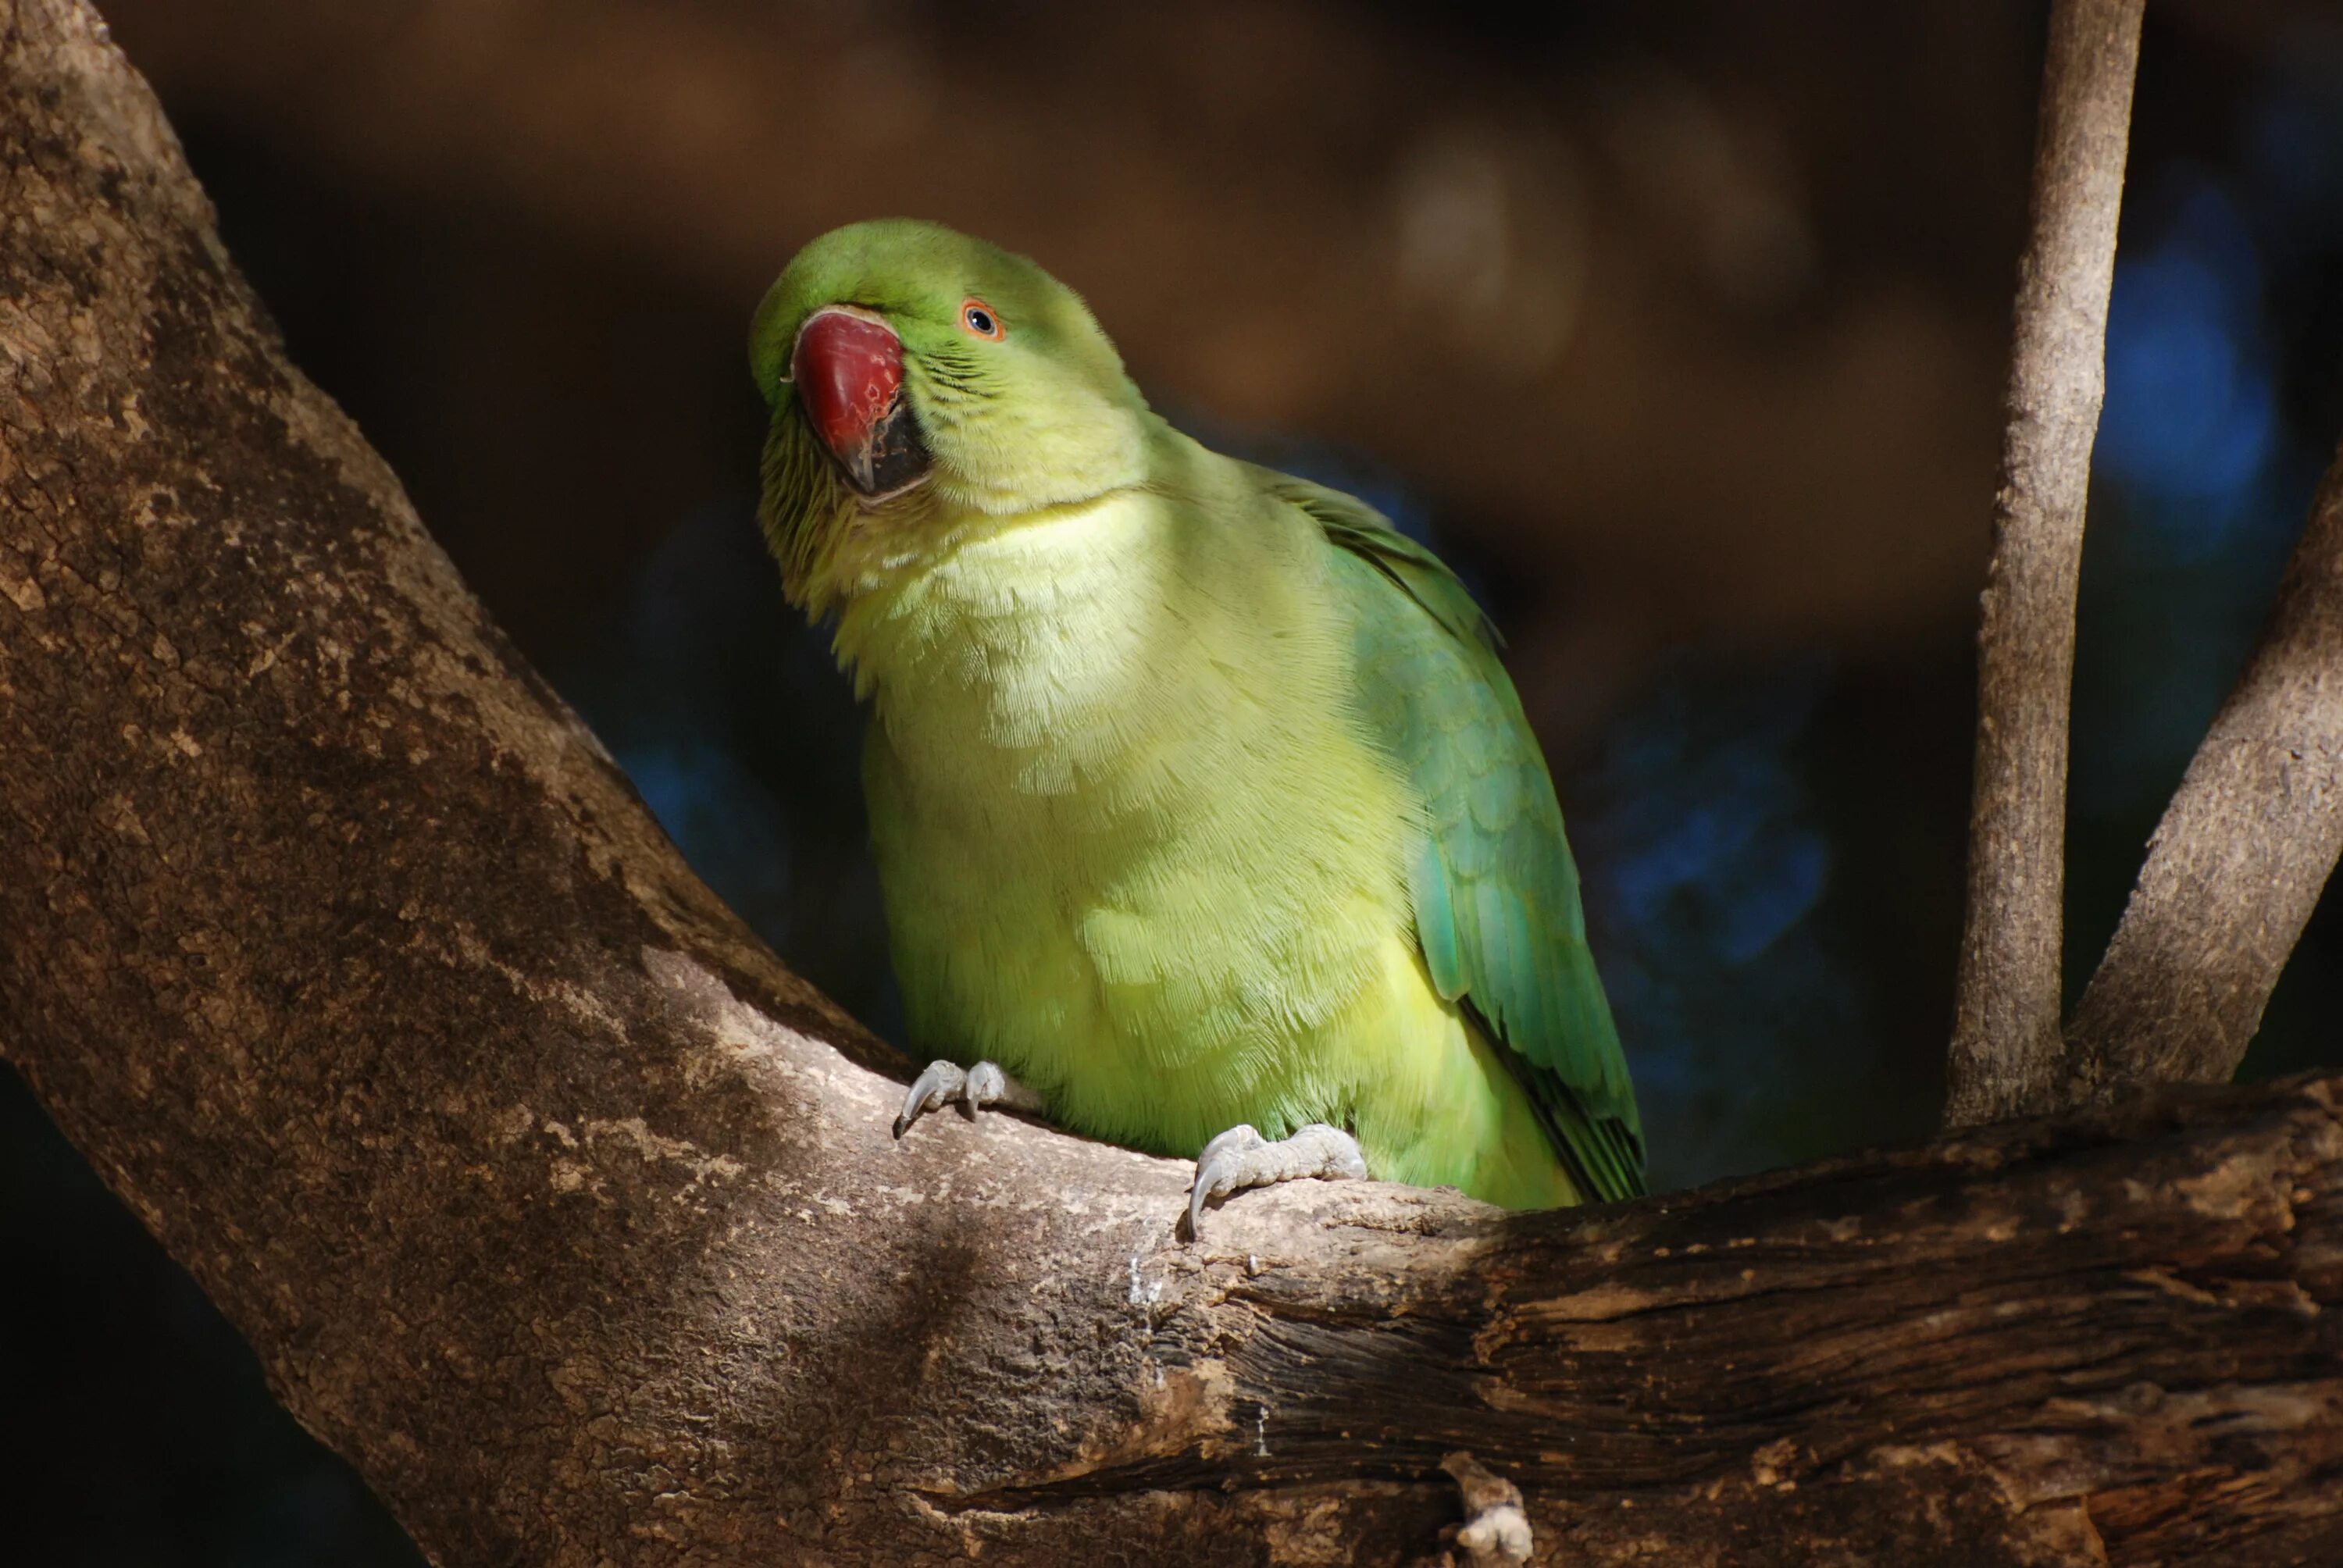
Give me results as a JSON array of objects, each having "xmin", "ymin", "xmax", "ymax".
[
  {"xmin": 1186, "ymin": 1122, "xmax": 1368, "ymax": 1238},
  {"xmin": 893, "ymin": 1059, "xmax": 1043, "ymax": 1140}
]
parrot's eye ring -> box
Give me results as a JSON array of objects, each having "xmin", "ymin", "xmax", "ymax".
[{"xmin": 959, "ymin": 298, "xmax": 1006, "ymax": 340}]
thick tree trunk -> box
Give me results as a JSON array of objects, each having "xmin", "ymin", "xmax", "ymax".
[{"xmin": 4, "ymin": 4, "xmax": 2341, "ymax": 1565}]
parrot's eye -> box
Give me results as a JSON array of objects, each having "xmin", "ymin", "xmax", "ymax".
[{"xmin": 959, "ymin": 299, "xmax": 1005, "ymax": 340}]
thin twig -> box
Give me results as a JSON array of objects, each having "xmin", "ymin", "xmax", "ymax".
[
  {"xmin": 2067, "ymin": 437, "xmax": 2343, "ymax": 1089},
  {"xmin": 1945, "ymin": 0, "xmax": 2144, "ymax": 1130}
]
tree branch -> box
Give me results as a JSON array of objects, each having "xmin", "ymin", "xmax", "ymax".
[
  {"xmin": 7, "ymin": 2, "xmax": 2343, "ymax": 1563},
  {"xmin": 2065, "ymin": 437, "xmax": 2343, "ymax": 1089},
  {"xmin": 1946, "ymin": 0, "xmax": 2143, "ymax": 1130}
]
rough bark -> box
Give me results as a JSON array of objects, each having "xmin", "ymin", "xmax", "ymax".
[
  {"xmin": 1947, "ymin": 0, "xmax": 2143, "ymax": 1130},
  {"xmin": 2066, "ymin": 437, "xmax": 2343, "ymax": 1089},
  {"xmin": 6, "ymin": 4, "xmax": 2343, "ymax": 1566}
]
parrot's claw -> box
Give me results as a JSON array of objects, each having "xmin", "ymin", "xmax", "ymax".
[
  {"xmin": 1186, "ymin": 1122, "xmax": 1368, "ymax": 1237},
  {"xmin": 893, "ymin": 1059, "xmax": 1042, "ymax": 1140}
]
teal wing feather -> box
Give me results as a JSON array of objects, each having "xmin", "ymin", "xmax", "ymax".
[{"xmin": 1257, "ymin": 469, "xmax": 1647, "ymax": 1203}]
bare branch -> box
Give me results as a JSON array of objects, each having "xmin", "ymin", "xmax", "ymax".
[
  {"xmin": 2066, "ymin": 439, "xmax": 2343, "ymax": 1089},
  {"xmin": 1946, "ymin": 0, "xmax": 2144, "ymax": 1129}
]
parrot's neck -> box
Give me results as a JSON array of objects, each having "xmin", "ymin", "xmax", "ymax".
[{"xmin": 831, "ymin": 489, "xmax": 1193, "ymax": 805}]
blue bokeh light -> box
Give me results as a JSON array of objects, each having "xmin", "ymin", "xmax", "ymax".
[{"xmin": 2099, "ymin": 178, "xmax": 2277, "ymax": 541}]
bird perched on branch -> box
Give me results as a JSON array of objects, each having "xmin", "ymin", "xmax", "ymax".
[{"xmin": 749, "ymin": 219, "xmax": 1642, "ymax": 1228}]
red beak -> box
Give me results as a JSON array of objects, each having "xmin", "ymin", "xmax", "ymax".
[{"xmin": 790, "ymin": 308, "xmax": 929, "ymax": 497}]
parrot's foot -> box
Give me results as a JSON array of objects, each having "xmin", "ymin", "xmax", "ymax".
[
  {"xmin": 1186, "ymin": 1123, "xmax": 1368, "ymax": 1237},
  {"xmin": 1438, "ymin": 1451, "xmax": 1533, "ymax": 1567},
  {"xmin": 893, "ymin": 1060, "xmax": 1043, "ymax": 1140}
]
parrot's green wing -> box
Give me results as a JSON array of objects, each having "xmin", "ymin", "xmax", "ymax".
[{"xmin": 1259, "ymin": 469, "xmax": 1646, "ymax": 1203}]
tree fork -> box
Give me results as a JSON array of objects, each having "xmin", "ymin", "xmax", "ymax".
[
  {"xmin": 3, "ymin": 2, "xmax": 2341, "ymax": 1565},
  {"xmin": 1953, "ymin": 0, "xmax": 2343, "ymax": 1119}
]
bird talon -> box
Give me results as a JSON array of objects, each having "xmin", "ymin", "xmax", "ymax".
[
  {"xmin": 1188, "ymin": 1125, "xmax": 1257, "ymax": 1235},
  {"xmin": 961, "ymin": 1060, "xmax": 1007, "ymax": 1119},
  {"xmin": 893, "ymin": 1060, "xmax": 965, "ymax": 1139},
  {"xmin": 1186, "ymin": 1123, "xmax": 1364, "ymax": 1238},
  {"xmin": 892, "ymin": 1059, "xmax": 1040, "ymax": 1140}
]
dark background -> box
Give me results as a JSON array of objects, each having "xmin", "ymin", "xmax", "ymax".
[{"xmin": 6, "ymin": 2, "xmax": 2343, "ymax": 1562}]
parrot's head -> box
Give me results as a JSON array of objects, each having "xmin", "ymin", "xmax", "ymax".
[{"xmin": 749, "ymin": 219, "xmax": 1150, "ymax": 611}]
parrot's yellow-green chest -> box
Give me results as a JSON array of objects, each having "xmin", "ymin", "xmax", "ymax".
[
  {"xmin": 839, "ymin": 486, "xmax": 1406, "ymax": 1128},
  {"xmin": 829, "ymin": 486, "xmax": 1575, "ymax": 1206}
]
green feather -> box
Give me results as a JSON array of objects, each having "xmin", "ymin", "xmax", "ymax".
[{"xmin": 1258, "ymin": 470, "xmax": 1648, "ymax": 1203}]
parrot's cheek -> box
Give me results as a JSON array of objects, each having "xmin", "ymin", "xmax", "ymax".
[{"xmin": 791, "ymin": 306, "xmax": 933, "ymax": 501}]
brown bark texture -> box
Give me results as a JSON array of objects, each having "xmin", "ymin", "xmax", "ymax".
[
  {"xmin": 1947, "ymin": 0, "xmax": 2144, "ymax": 1131},
  {"xmin": 2067, "ymin": 438, "xmax": 2343, "ymax": 1089},
  {"xmin": 5, "ymin": 4, "xmax": 2343, "ymax": 1566}
]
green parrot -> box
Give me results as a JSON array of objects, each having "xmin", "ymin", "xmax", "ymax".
[{"xmin": 748, "ymin": 219, "xmax": 1643, "ymax": 1228}]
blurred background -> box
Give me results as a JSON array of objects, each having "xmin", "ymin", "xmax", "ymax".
[{"xmin": 6, "ymin": 1, "xmax": 2343, "ymax": 1561}]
